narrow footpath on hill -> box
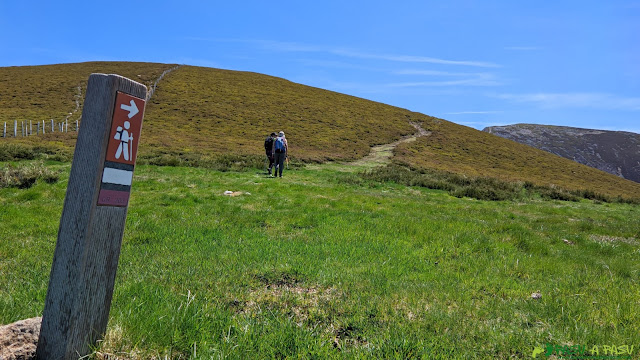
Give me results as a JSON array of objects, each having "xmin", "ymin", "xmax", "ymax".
[
  {"xmin": 307, "ymin": 122, "xmax": 430, "ymax": 172},
  {"xmin": 147, "ymin": 65, "xmax": 183, "ymax": 101},
  {"xmin": 63, "ymin": 65, "xmax": 183, "ymax": 127}
]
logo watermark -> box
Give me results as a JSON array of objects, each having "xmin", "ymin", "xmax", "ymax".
[{"xmin": 532, "ymin": 343, "xmax": 635, "ymax": 359}]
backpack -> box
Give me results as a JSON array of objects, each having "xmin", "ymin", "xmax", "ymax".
[
  {"xmin": 264, "ymin": 136, "xmax": 274, "ymax": 152},
  {"xmin": 275, "ymin": 137, "xmax": 285, "ymax": 152}
]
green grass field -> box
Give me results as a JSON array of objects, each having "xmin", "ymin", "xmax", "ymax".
[{"xmin": 1, "ymin": 159, "xmax": 638, "ymax": 359}]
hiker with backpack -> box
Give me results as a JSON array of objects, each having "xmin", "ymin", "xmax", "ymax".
[
  {"xmin": 273, "ymin": 131, "xmax": 288, "ymax": 178},
  {"xmin": 264, "ymin": 132, "xmax": 277, "ymax": 176}
]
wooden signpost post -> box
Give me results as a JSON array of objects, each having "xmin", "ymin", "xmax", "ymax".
[{"xmin": 36, "ymin": 74, "xmax": 147, "ymax": 359}]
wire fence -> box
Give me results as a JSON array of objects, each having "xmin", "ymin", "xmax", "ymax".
[
  {"xmin": 2, "ymin": 65, "xmax": 183, "ymax": 139},
  {"xmin": 2, "ymin": 119, "xmax": 79, "ymax": 138}
]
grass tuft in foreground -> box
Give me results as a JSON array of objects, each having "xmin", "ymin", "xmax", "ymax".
[{"xmin": 0, "ymin": 161, "xmax": 60, "ymax": 189}]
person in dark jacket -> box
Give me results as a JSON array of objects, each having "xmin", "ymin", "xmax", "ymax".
[{"xmin": 264, "ymin": 132, "xmax": 277, "ymax": 176}]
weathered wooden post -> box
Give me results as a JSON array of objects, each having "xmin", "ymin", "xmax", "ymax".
[
  {"xmin": 51, "ymin": 119, "xmax": 54, "ymax": 133},
  {"xmin": 14, "ymin": 120, "xmax": 17, "ymax": 137},
  {"xmin": 42, "ymin": 120, "xmax": 45, "ymax": 134},
  {"xmin": 3, "ymin": 122, "xmax": 6, "ymax": 137},
  {"xmin": 76, "ymin": 120, "xmax": 79, "ymax": 131},
  {"xmin": 36, "ymin": 74, "xmax": 147, "ymax": 359},
  {"xmin": 30, "ymin": 120, "xmax": 33, "ymax": 135}
]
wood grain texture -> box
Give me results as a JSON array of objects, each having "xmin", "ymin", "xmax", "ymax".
[{"xmin": 37, "ymin": 74, "xmax": 146, "ymax": 360}]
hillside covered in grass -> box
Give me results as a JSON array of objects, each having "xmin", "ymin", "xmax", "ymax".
[
  {"xmin": 395, "ymin": 119, "xmax": 640, "ymax": 199},
  {"xmin": 1, "ymin": 62, "xmax": 639, "ymax": 200},
  {"xmin": 0, "ymin": 62, "xmax": 174, "ymax": 124}
]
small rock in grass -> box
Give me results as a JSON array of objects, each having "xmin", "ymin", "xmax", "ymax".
[
  {"xmin": 224, "ymin": 191, "xmax": 244, "ymax": 197},
  {"xmin": 0, "ymin": 317, "xmax": 42, "ymax": 360}
]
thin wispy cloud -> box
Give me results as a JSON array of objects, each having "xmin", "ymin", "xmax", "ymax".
[
  {"xmin": 504, "ymin": 46, "xmax": 542, "ymax": 51},
  {"xmin": 496, "ymin": 93, "xmax": 640, "ymax": 111},
  {"xmin": 453, "ymin": 121, "xmax": 503, "ymax": 129},
  {"xmin": 293, "ymin": 58, "xmax": 383, "ymax": 73},
  {"xmin": 394, "ymin": 69, "xmax": 487, "ymax": 76},
  {"xmin": 267, "ymin": 40, "xmax": 501, "ymax": 68},
  {"xmin": 445, "ymin": 111, "xmax": 503, "ymax": 115},
  {"xmin": 183, "ymin": 38, "xmax": 501, "ymax": 68},
  {"xmin": 331, "ymin": 49, "xmax": 501, "ymax": 68},
  {"xmin": 389, "ymin": 71, "xmax": 502, "ymax": 87},
  {"xmin": 388, "ymin": 79, "xmax": 501, "ymax": 87},
  {"xmin": 256, "ymin": 40, "xmax": 328, "ymax": 53}
]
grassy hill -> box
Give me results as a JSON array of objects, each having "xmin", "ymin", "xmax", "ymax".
[
  {"xmin": 1, "ymin": 62, "xmax": 640, "ymax": 200},
  {"xmin": 395, "ymin": 119, "xmax": 640, "ymax": 199},
  {"xmin": 0, "ymin": 62, "xmax": 174, "ymax": 124}
]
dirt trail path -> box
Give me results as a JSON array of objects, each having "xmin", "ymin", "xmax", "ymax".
[
  {"xmin": 306, "ymin": 122, "xmax": 430, "ymax": 172},
  {"xmin": 147, "ymin": 65, "xmax": 183, "ymax": 101},
  {"xmin": 351, "ymin": 122, "xmax": 430, "ymax": 168}
]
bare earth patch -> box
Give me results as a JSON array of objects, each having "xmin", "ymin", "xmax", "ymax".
[
  {"xmin": 238, "ymin": 284, "xmax": 340, "ymax": 327},
  {"xmin": 590, "ymin": 234, "xmax": 638, "ymax": 246},
  {"xmin": 228, "ymin": 280, "xmax": 373, "ymax": 350}
]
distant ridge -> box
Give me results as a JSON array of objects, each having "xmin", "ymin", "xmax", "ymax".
[{"xmin": 483, "ymin": 124, "xmax": 640, "ymax": 183}]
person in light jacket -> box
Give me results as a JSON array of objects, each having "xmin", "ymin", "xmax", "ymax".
[{"xmin": 273, "ymin": 131, "xmax": 288, "ymax": 178}]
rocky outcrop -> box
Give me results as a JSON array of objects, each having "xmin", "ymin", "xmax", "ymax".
[
  {"xmin": 0, "ymin": 317, "xmax": 41, "ymax": 360},
  {"xmin": 484, "ymin": 124, "xmax": 640, "ymax": 183}
]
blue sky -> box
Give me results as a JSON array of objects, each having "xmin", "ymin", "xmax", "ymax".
[{"xmin": 1, "ymin": 1, "xmax": 639, "ymax": 133}]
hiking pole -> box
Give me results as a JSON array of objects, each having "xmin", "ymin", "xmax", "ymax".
[{"xmin": 129, "ymin": 133, "xmax": 133, "ymax": 161}]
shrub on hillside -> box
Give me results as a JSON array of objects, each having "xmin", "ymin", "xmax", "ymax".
[
  {"xmin": 360, "ymin": 164, "xmax": 520, "ymax": 201},
  {"xmin": 361, "ymin": 164, "xmax": 639, "ymax": 203},
  {"xmin": 0, "ymin": 143, "xmax": 37, "ymax": 161},
  {"xmin": 0, "ymin": 161, "xmax": 60, "ymax": 189},
  {"xmin": 139, "ymin": 151, "xmax": 268, "ymax": 171},
  {"xmin": 536, "ymin": 187, "xmax": 580, "ymax": 202},
  {"xmin": 0, "ymin": 143, "xmax": 72, "ymax": 162}
]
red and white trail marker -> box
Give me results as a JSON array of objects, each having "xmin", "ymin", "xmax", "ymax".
[{"xmin": 98, "ymin": 92, "xmax": 145, "ymax": 206}]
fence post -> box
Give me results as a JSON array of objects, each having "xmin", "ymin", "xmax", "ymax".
[
  {"xmin": 51, "ymin": 119, "xmax": 54, "ymax": 133},
  {"xmin": 37, "ymin": 122, "xmax": 40, "ymax": 135},
  {"xmin": 3, "ymin": 122, "xmax": 5, "ymax": 138},
  {"xmin": 14, "ymin": 120, "xmax": 17, "ymax": 137},
  {"xmin": 76, "ymin": 120, "xmax": 79, "ymax": 131},
  {"xmin": 36, "ymin": 74, "xmax": 148, "ymax": 359},
  {"xmin": 42, "ymin": 120, "xmax": 45, "ymax": 134},
  {"xmin": 30, "ymin": 120, "xmax": 33, "ymax": 135}
]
